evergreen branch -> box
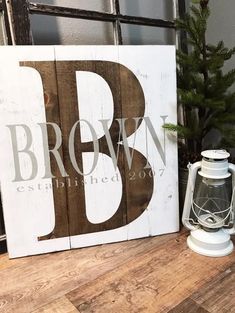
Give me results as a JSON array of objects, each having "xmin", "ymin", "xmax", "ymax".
[
  {"xmin": 204, "ymin": 99, "xmax": 225, "ymax": 110},
  {"xmin": 168, "ymin": 0, "xmax": 235, "ymax": 155},
  {"xmin": 178, "ymin": 89, "xmax": 204, "ymax": 107},
  {"xmin": 206, "ymin": 41, "xmax": 224, "ymax": 53},
  {"xmin": 162, "ymin": 123, "xmax": 193, "ymax": 139},
  {"xmin": 213, "ymin": 113, "xmax": 235, "ymax": 124}
]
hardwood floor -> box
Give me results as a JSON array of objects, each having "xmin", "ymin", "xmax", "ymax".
[{"xmin": 0, "ymin": 229, "xmax": 234, "ymax": 313}]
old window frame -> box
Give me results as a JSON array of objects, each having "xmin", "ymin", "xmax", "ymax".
[{"xmin": 0, "ymin": 0, "xmax": 186, "ymax": 46}]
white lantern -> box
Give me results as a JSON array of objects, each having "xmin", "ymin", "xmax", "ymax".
[{"xmin": 182, "ymin": 150, "xmax": 235, "ymax": 257}]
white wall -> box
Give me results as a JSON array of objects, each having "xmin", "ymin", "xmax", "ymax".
[
  {"xmin": 186, "ymin": 0, "xmax": 235, "ymax": 84},
  {"xmin": 206, "ymin": 0, "xmax": 235, "ymax": 80},
  {"xmin": 30, "ymin": 0, "xmax": 175, "ymax": 45}
]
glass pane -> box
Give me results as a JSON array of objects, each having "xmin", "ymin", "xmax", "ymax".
[
  {"xmin": 33, "ymin": 0, "xmax": 111, "ymax": 12},
  {"xmin": 121, "ymin": 24, "xmax": 175, "ymax": 45},
  {"xmin": 30, "ymin": 15, "xmax": 114, "ymax": 45},
  {"xmin": 192, "ymin": 175, "xmax": 232, "ymax": 229},
  {"xmin": 119, "ymin": 0, "xmax": 174, "ymax": 20}
]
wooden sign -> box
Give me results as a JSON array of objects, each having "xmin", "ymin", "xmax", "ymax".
[{"xmin": 0, "ymin": 46, "xmax": 178, "ymax": 258}]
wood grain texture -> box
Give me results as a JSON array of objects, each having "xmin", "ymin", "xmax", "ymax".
[
  {"xmin": 191, "ymin": 263, "xmax": 235, "ymax": 313},
  {"xmin": 67, "ymin": 232, "xmax": 234, "ymax": 313},
  {"xmin": 118, "ymin": 64, "xmax": 154, "ymax": 224},
  {"xmin": 32, "ymin": 296, "xmax": 79, "ymax": 313},
  {"xmin": 1, "ymin": 0, "xmax": 13, "ymax": 45},
  {"xmin": 28, "ymin": 2, "xmax": 175, "ymax": 28},
  {"xmin": 55, "ymin": 60, "xmax": 152, "ymax": 236},
  {"xmin": 0, "ymin": 254, "xmax": 18, "ymax": 271},
  {"xmin": 168, "ymin": 298, "xmax": 209, "ymax": 313},
  {"xmin": 7, "ymin": 0, "xmax": 32, "ymax": 44},
  {"xmin": 20, "ymin": 61, "xmax": 69, "ymax": 241},
  {"xmin": 55, "ymin": 60, "xmax": 92, "ymax": 237},
  {"xmin": 0, "ymin": 230, "xmax": 234, "ymax": 313},
  {"xmin": 0, "ymin": 230, "xmax": 175, "ymax": 312}
]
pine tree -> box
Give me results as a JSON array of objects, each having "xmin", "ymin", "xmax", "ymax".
[{"xmin": 164, "ymin": 0, "xmax": 235, "ymax": 162}]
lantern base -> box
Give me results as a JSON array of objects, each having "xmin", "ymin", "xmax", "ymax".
[{"xmin": 187, "ymin": 229, "xmax": 234, "ymax": 257}]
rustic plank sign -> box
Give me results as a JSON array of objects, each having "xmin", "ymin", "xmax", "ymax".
[{"xmin": 0, "ymin": 46, "xmax": 178, "ymax": 258}]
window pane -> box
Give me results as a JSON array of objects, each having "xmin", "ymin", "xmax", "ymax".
[
  {"xmin": 30, "ymin": 15, "xmax": 114, "ymax": 45},
  {"xmin": 30, "ymin": 0, "xmax": 176, "ymax": 45},
  {"xmin": 33, "ymin": 0, "xmax": 111, "ymax": 12},
  {"xmin": 121, "ymin": 24, "xmax": 175, "ymax": 45},
  {"xmin": 119, "ymin": 0, "xmax": 174, "ymax": 20}
]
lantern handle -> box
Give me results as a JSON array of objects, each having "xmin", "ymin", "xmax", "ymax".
[
  {"xmin": 182, "ymin": 161, "xmax": 201, "ymax": 231},
  {"xmin": 224, "ymin": 163, "xmax": 235, "ymax": 235}
]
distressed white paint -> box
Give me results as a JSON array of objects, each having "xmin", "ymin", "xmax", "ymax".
[
  {"xmin": 0, "ymin": 46, "xmax": 70, "ymax": 258},
  {"xmin": 117, "ymin": 46, "xmax": 178, "ymax": 238},
  {"xmin": 76, "ymin": 71, "xmax": 114, "ymax": 142},
  {"xmin": 82, "ymin": 154, "xmax": 122, "ymax": 224},
  {"xmin": 0, "ymin": 46, "xmax": 178, "ymax": 258}
]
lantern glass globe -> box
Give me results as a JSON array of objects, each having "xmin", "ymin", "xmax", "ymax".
[{"xmin": 192, "ymin": 176, "xmax": 232, "ymax": 230}]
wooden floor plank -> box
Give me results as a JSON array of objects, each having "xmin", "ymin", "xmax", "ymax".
[
  {"xmin": 168, "ymin": 298, "xmax": 209, "ymax": 313},
  {"xmin": 0, "ymin": 254, "xmax": 18, "ymax": 271},
  {"xmin": 32, "ymin": 296, "xmax": 79, "ymax": 313},
  {"xmin": 0, "ymin": 231, "xmax": 177, "ymax": 313},
  {"xmin": 67, "ymin": 232, "xmax": 235, "ymax": 313},
  {"xmin": 0, "ymin": 230, "xmax": 234, "ymax": 313},
  {"xmin": 191, "ymin": 264, "xmax": 235, "ymax": 313}
]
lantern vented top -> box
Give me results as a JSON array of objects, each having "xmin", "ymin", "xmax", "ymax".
[
  {"xmin": 201, "ymin": 150, "xmax": 230, "ymax": 160},
  {"xmin": 199, "ymin": 150, "xmax": 231, "ymax": 179}
]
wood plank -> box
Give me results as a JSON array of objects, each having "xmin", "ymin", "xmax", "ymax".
[
  {"xmin": 6, "ymin": 0, "xmax": 32, "ymax": 44},
  {"xmin": 168, "ymin": 298, "xmax": 209, "ymax": 313},
  {"xmin": 20, "ymin": 60, "xmax": 69, "ymax": 241},
  {"xmin": 32, "ymin": 296, "xmax": 79, "ymax": 313},
  {"xmin": 191, "ymin": 263, "xmax": 235, "ymax": 313},
  {"xmin": 0, "ymin": 230, "xmax": 234, "ymax": 313},
  {"xmin": 112, "ymin": 0, "xmax": 123, "ymax": 45},
  {"xmin": 0, "ymin": 230, "xmax": 175, "ymax": 312},
  {"xmin": 0, "ymin": 46, "xmax": 71, "ymax": 258},
  {"xmin": 55, "ymin": 57, "xmax": 156, "ymax": 239},
  {"xmin": 1, "ymin": 0, "xmax": 13, "ymax": 45},
  {"xmin": 55, "ymin": 60, "xmax": 92, "ymax": 237},
  {"xmin": 55, "ymin": 60, "xmax": 128, "ymax": 236},
  {"xmin": 0, "ymin": 254, "xmax": 19, "ymax": 271},
  {"xmin": 28, "ymin": 3, "xmax": 175, "ymax": 29},
  {"xmin": 67, "ymin": 233, "xmax": 235, "ymax": 313},
  {"xmin": 118, "ymin": 64, "xmax": 154, "ymax": 225}
]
